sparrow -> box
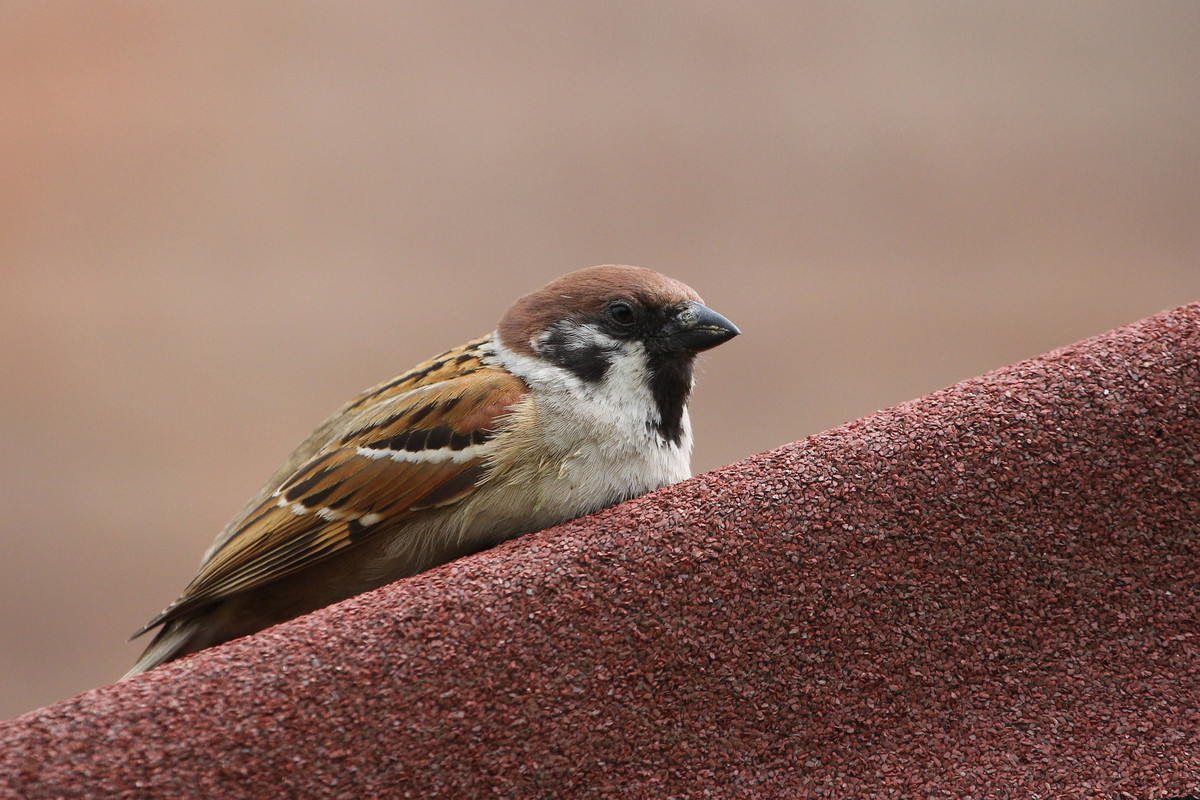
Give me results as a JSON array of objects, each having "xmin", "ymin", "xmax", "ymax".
[{"xmin": 126, "ymin": 265, "xmax": 739, "ymax": 677}]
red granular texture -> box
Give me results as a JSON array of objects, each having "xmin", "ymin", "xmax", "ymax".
[{"xmin": 3, "ymin": 304, "xmax": 1199, "ymax": 799}]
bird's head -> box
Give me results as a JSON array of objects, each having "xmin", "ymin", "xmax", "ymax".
[{"xmin": 497, "ymin": 265, "xmax": 739, "ymax": 445}]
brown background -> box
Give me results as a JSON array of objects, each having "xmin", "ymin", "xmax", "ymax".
[{"xmin": 2, "ymin": 3, "xmax": 1197, "ymax": 720}]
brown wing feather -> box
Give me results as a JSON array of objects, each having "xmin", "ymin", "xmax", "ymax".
[{"xmin": 134, "ymin": 341, "xmax": 526, "ymax": 636}]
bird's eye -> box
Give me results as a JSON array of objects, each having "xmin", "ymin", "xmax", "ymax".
[{"xmin": 607, "ymin": 300, "xmax": 637, "ymax": 329}]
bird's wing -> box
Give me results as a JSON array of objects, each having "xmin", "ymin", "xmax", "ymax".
[{"xmin": 133, "ymin": 341, "xmax": 526, "ymax": 636}]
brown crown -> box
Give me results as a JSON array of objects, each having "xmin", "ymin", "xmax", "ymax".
[{"xmin": 497, "ymin": 265, "xmax": 703, "ymax": 356}]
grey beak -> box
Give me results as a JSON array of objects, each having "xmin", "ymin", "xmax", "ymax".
[{"xmin": 663, "ymin": 301, "xmax": 741, "ymax": 353}]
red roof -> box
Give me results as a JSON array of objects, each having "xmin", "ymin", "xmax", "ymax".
[{"xmin": 3, "ymin": 303, "xmax": 1199, "ymax": 798}]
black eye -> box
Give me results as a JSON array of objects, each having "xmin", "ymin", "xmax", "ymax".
[{"xmin": 607, "ymin": 300, "xmax": 637, "ymax": 329}]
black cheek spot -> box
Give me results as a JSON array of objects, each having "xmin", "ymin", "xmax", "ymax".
[
  {"xmin": 539, "ymin": 327, "xmax": 612, "ymax": 383},
  {"xmin": 570, "ymin": 352, "xmax": 611, "ymax": 383}
]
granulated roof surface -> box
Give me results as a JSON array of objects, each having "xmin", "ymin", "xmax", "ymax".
[{"xmin": 3, "ymin": 303, "xmax": 1198, "ymax": 798}]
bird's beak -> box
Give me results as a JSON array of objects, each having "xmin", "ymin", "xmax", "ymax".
[{"xmin": 661, "ymin": 301, "xmax": 741, "ymax": 353}]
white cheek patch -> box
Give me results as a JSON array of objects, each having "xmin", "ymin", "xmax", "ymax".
[{"xmin": 491, "ymin": 336, "xmax": 681, "ymax": 449}]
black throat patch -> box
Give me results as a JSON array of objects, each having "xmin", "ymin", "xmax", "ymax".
[{"xmin": 645, "ymin": 352, "xmax": 695, "ymax": 446}]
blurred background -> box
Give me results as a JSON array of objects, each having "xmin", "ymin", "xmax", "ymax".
[{"xmin": 2, "ymin": 2, "xmax": 1197, "ymax": 719}]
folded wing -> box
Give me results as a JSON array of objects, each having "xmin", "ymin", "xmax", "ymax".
[{"xmin": 134, "ymin": 352, "xmax": 526, "ymax": 637}]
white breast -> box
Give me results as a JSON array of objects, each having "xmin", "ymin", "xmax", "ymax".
[{"xmin": 482, "ymin": 337, "xmax": 693, "ymax": 530}]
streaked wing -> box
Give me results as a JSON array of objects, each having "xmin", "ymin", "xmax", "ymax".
[{"xmin": 136, "ymin": 340, "xmax": 526, "ymax": 635}]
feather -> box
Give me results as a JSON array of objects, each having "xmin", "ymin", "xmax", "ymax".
[{"xmin": 131, "ymin": 338, "xmax": 526, "ymax": 640}]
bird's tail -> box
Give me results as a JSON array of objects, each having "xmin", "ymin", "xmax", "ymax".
[{"xmin": 121, "ymin": 621, "xmax": 201, "ymax": 680}]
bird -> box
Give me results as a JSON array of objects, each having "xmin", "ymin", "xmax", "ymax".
[{"xmin": 125, "ymin": 265, "xmax": 739, "ymax": 677}]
